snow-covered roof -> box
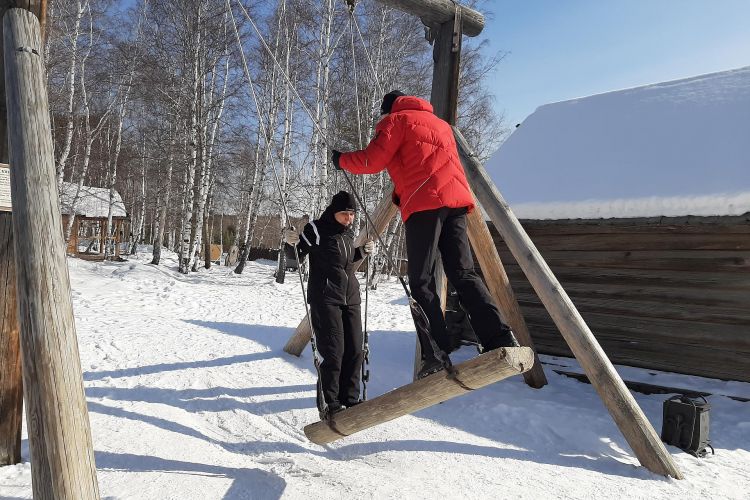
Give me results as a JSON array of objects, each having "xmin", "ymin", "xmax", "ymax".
[
  {"xmin": 486, "ymin": 66, "xmax": 750, "ymax": 219},
  {"xmin": 60, "ymin": 181, "xmax": 127, "ymax": 218}
]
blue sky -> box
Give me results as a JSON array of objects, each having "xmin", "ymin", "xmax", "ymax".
[{"xmin": 481, "ymin": 0, "xmax": 750, "ymax": 126}]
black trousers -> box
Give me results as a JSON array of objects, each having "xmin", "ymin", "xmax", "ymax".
[
  {"xmin": 310, "ymin": 303, "xmax": 364, "ymax": 407},
  {"xmin": 405, "ymin": 207, "xmax": 512, "ymax": 355}
]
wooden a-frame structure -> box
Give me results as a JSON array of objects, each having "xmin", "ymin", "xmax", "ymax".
[{"xmin": 285, "ymin": 0, "xmax": 683, "ymax": 480}]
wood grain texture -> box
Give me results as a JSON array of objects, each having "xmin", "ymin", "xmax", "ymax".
[
  {"xmin": 0, "ymin": 212, "xmax": 21, "ymax": 465},
  {"xmin": 453, "ymin": 127, "xmax": 682, "ymax": 479},
  {"xmin": 305, "ymin": 347, "xmax": 534, "ymax": 445},
  {"xmin": 465, "ymin": 202, "xmax": 547, "ymax": 388},
  {"xmin": 284, "ymin": 193, "xmax": 399, "ymax": 356},
  {"xmin": 375, "ymin": 0, "xmax": 484, "ymax": 37},
  {"xmin": 489, "ymin": 221, "xmax": 750, "ymax": 380},
  {"xmin": 0, "ymin": 0, "xmax": 45, "ymax": 469},
  {"xmin": 4, "ymin": 9, "xmax": 99, "ymax": 499}
]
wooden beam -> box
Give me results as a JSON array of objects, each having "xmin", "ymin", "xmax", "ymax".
[
  {"xmin": 0, "ymin": 0, "xmax": 45, "ymax": 468},
  {"xmin": 284, "ymin": 192, "xmax": 399, "ymax": 356},
  {"xmin": 465, "ymin": 205, "xmax": 548, "ymax": 388},
  {"xmin": 430, "ymin": 19, "xmax": 461, "ymax": 124},
  {"xmin": 375, "ymin": 0, "xmax": 484, "ymax": 37},
  {"xmin": 452, "ymin": 126, "xmax": 682, "ymax": 479},
  {"xmin": 305, "ymin": 346, "xmax": 534, "ymax": 445},
  {"xmin": 4, "ymin": 8, "xmax": 100, "ymax": 498},
  {"xmin": 411, "ymin": 16, "xmax": 460, "ymax": 377},
  {"xmin": 0, "ymin": 212, "xmax": 20, "ymax": 466}
]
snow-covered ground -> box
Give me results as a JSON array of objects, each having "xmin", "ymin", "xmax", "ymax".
[{"xmin": 1, "ymin": 250, "xmax": 748, "ymax": 499}]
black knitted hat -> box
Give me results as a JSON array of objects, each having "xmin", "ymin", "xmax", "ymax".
[
  {"xmin": 329, "ymin": 190, "xmax": 357, "ymax": 213},
  {"xmin": 380, "ymin": 90, "xmax": 406, "ymax": 115}
]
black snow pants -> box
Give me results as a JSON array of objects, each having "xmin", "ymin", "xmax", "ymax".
[
  {"xmin": 404, "ymin": 207, "xmax": 512, "ymax": 355},
  {"xmin": 310, "ymin": 303, "xmax": 364, "ymax": 407}
]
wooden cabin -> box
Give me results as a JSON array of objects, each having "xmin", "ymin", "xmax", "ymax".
[
  {"xmin": 59, "ymin": 182, "xmax": 128, "ymax": 260},
  {"xmin": 485, "ymin": 67, "xmax": 750, "ymax": 382}
]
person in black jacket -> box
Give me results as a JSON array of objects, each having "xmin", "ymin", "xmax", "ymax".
[{"xmin": 284, "ymin": 191, "xmax": 375, "ymax": 416}]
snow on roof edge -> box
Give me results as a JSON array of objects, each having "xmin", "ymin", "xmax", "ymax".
[
  {"xmin": 506, "ymin": 191, "xmax": 750, "ymax": 220},
  {"xmin": 59, "ymin": 181, "xmax": 127, "ymax": 218},
  {"xmin": 529, "ymin": 64, "xmax": 750, "ymax": 118}
]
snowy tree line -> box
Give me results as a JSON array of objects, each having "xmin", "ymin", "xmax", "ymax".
[{"xmin": 45, "ymin": 0, "xmax": 507, "ymax": 274}]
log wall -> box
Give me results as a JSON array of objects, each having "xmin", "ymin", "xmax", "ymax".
[{"xmin": 488, "ymin": 214, "xmax": 750, "ymax": 382}]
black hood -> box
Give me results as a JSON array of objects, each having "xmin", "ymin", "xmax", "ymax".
[{"xmin": 319, "ymin": 206, "xmax": 350, "ymax": 234}]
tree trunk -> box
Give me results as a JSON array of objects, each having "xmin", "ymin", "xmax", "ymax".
[{"xmin": 151, "ymin": 122, "xmax": 176, "ymax": 265}]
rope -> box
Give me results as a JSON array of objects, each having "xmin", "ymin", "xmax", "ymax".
[
  {"xmin": 226, "ymin": 0, "xmax": 328, "ymax": 418},
  {"xmin": 234, "ymin": 0, "xmax": 455, "ymax": 376},
  {"xmin": 350, "ymin": 11, "xmax": 384, "ymax": 96},
  {"xmin": 349, "ymin": 8, "xmax": 371, "ymax": 402}
]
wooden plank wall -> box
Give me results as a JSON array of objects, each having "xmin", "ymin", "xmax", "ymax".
[{"xmin": 487, "ymin": 214, "xmax": 750, "ymax": 382}]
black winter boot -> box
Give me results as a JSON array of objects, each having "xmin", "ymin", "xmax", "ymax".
[
  {"xmin": 483, "ymin": 330, "xmax": 520, "ymax": 352},
  {"xmin": 417, "ymin": 356, "xmax": 445, "ymax": 379}
]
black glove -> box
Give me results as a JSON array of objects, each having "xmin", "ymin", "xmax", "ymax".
[{"xmin": 331, "ymin": 149, "xmax": 342, "ymax": 170}]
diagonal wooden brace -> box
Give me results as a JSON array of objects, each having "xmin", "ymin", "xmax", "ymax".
[
  {"xmin": 453, "ymin": 126, "xmax": 682, "ymax": 479},
  {"xmin": 465, "ymin": 198, "xmax": 548, "ymax": 388}
]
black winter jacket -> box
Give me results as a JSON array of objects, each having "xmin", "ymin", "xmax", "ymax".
[{"xmin": 297, "ymin": 207, "xmax": 365, "ymax": 305}]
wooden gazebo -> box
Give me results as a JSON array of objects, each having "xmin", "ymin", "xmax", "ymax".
[{"xmin": 59, "ymin": 181, "xmax": 128, "ymax": 260}]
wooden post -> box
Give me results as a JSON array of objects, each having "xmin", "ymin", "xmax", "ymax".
[
  {"xmin": 305, "ymin": 346, "xmax": 534, "ymax": 445},
  {"xmin": 465, "ymin": 206, "xmax": 547, "ymax": 388},
  {"xmin": 453, "ymin": 127, "xmax": 682, "ymax": 479},
  {"xmin": 0, "ymin": 0, "xmax": 45, "ymax": 468},
  {"xmin": 4, "ymin": 7, "xmax": 101, "ymax": 498},
  {"xmin": 409, "ymin": 16, "xmax": 461, "ymax": 377},
  {"xmin": 0, "ymin": 209, "xmax": 21, "ymax": 466},
  {"xmin": 283, "ymin": 193, "xmax": 399, "ymax": 355}
]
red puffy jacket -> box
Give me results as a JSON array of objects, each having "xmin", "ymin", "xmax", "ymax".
[{"xmin": 339, "ymin": 96, "xmax": 475, "ymax": 221}]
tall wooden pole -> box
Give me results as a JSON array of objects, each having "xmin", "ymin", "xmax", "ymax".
[
  {"xmin": 0, "ymin": 0, "xmax": 45, "ymax": 468},
  {"xmin": 4, "ymin": 7, "xmax": 101, "ymax": 498},
  {"xmin": 409, "ymin": 19, "xmax": 461, "ymax": 373},
  {"xmin": 426, "ymin": 11, "xmax": 547, "ymax": 389},
  {"xmin": 453, "ymin": 127, "xmax": 682, "ymax": 479},
  {"xmin": 0, "ymin": 199, "xmax": 20, "ymax": 466}
]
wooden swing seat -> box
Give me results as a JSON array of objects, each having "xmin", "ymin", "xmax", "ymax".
[{"xmin": 304, "ymin": 346, "xmax": 534, "ymax": 445}]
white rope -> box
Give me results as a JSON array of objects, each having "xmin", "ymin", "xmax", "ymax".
[
  {"xmin": 226, "ymin": 0, "xmax": 328, "ymax": 414},
  {"xmin": 351, "ymin": 11, "xmax": 385, "ymax": 97}
]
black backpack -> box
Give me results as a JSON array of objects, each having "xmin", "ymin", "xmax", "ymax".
[{"xmin": 660, "ymin": 395, "xmax": 714, "ymax": 458}]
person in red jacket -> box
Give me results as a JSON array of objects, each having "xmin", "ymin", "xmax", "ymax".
[{"xmin": 332, "ymin": 90, "xmax": 519, "ymax": 379}]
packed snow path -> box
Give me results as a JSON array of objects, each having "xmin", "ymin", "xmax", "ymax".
[{"xmin": 1, "ymin": 251, "xmax": 748, "ymax": 499}]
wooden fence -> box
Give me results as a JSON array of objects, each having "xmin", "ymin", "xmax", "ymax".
[{"xmin": 487, "ymin": 214, "xmax": 750, "ymax": 382}]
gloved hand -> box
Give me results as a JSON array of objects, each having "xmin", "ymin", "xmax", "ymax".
[
  {"xmin": 331, "ymin": 149, "xmax": 342, "ymax": 170},
  {"xmin": 283, "ymin": 228, "xmax": 300, "ymax": 245},
  {"xmin": 363, "ymin": 240, "xmax": 376, "ymax": 254}
]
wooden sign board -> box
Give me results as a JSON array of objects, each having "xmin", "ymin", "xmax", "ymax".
[{"xmin": 0, "ymin": 164, "xmax": 11, "ymax": 212}]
